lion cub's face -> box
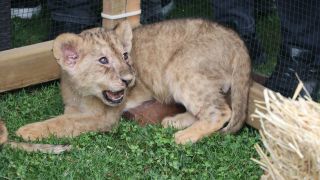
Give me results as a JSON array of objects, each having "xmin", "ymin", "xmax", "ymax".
[{"xmin": 53, "ymin": 21, "xmax": 135, "ymax": 106}]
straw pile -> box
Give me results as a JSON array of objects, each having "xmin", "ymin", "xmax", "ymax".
[{"xmin": 251, "ymin": 82, "xmax": 320, "ymax": 180}]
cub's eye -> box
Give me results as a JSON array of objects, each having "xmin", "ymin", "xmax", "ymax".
[
  {"xmin": 98, "ymin": 57, "xmax": 109, "ymax": 64},
  {"xmin": 123, "ymin": 52, "xmax": 128, "ymax": 60}
]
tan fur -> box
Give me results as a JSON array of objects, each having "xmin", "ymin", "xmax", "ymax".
[
  {"xmin": 0, "ymin": 120, "xmax": 8, "ymax": 144},
  {"xmin": 0, "ymin": 120, "xmax": 71, "ymax": 154},
  {"xmin": 16, "ymin": 19, "xmax": 251, "ymax": 144},
  {"xmin": 162, "ymin": 112, "xmax": 197, "ymax": 130}
]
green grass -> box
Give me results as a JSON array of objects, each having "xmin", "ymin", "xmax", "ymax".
[{"xmin": 0, "ymin": 83, "xmax": 262, "ymax": 179}]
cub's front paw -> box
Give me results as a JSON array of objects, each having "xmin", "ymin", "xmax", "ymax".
[
  {"xmin": 162, "ymin": 116, "xmax": 194, "ymax": 130},
  {"xmin": 162, "ymin": 117, "xmax": 179, "ymax": 128},
  {"xmin": 174, "ymin": 130, "xmax": 201, "ymax": 145},
  {"xmin": 16, "ymin": 122, "xmax": 49, "ymax": 141}
]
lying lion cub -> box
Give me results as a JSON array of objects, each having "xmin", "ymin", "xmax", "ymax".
[{"xmin": 16, "ymin": 19, "xmax": 251, "ymax": 144}]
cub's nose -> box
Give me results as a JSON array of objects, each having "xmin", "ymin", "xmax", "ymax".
[
  {"xmin": 121, "ymin": 79, "xmax": 132, "ymax": 87},
  {"xmin": 121, "ymin": 74, "xmax": 133, "ymax": 87}
]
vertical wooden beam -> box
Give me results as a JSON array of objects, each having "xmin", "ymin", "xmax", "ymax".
[
  {"xmin": 102, "ymin": 0, "xmax": 126, "ymax": 29},
  {"xmin": 102, "ymin": 0, "xmax": 141, "ymax": 30},
  {"xmin": 126, "ymin": 0, "xmax": 141, "ymax": 28}
]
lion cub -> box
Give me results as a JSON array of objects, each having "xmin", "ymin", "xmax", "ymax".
[{"xmin": 16, "ymin": 19, "xmax": 251, "ymax": 144}]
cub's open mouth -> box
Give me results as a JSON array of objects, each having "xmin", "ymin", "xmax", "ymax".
[{"xmin": 102, "ymin": 90, "xmax": 125, "ymax": 104}]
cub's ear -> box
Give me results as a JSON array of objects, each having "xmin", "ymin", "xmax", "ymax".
[
  {"xmin": 114, "ymin": 20, "xmax": 133, "ymax": 52},
  {"xmin": 53, "ymin": 33, "xmax": 82, "ymax": 69}
]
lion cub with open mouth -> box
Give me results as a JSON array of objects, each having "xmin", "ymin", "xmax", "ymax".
[{"xmin": 16, "ymin": 19, "xmax": 251, "ymax": 144}]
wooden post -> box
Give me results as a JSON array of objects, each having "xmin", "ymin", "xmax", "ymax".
[
  {"xmin": 126, "ymin": 0, "xmax": 141, "ymax": 28},
  {"xmin": 247, "ymin": 82, "xmax": 266, "ymax": 129},
  {"xmin": 102, "ymin": 0, "xmax": 141, "ymax": 30},
  {"xmin": 0, "ymin": 41, "xmax": 60, "ymax": 92}
]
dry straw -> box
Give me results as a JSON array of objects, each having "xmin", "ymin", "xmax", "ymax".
[{"xmin": 251, "ymin": 81, "xmax": 320, "ymax": 180}]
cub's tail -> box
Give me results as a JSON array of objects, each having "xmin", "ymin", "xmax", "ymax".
[
  {"xmin": 0, "ymin": 120, "xmax": 8, "ymax": 144},
  {"xmin": 0, "ymin": 120, "xmax": 71, "ymax": 154},
  {"xmin": 7, "ymin": 142, "xmax": 71, "ymax": 154},
  {"xmin": 222, "ymin": 50, "xmax": 251, "ymax": 133}
]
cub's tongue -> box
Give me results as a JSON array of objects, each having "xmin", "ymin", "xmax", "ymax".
[{"xmin": 106, "ymin": 90, "xmax": 124, "ymax": 100}]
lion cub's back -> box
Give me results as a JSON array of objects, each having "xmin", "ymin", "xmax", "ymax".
[
  {"xmin": 132, "ymin": 19, "xmax": 248, "ymax": 78},
  {"xmin": 133, "ymin": 18, "xmax": 247, "ymax": 65}
]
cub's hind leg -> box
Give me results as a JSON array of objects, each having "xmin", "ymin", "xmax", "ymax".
[
  {"xmin": 174, "ymin": 102, "xmax": 231, "ymax": 144},
  {"xmin": 161, "ymin": 112, "xmax": 197, "ymax": 130},
  {"xmin": 169, "ymin": 75, "xmax": 232, "ymax": 144}
]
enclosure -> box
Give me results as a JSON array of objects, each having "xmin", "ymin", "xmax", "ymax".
[{"xmin": 0, "ymin": 0, "xmax": 319, "ymax": 179}]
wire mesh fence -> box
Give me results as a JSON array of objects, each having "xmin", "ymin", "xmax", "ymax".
[
  {"xmin": 0, "ymin": 0, "xmax": 102, "ymax": 50},
  {"xmin": 0, "ymin": 0, "xmax": 319, "ymax": 100}
]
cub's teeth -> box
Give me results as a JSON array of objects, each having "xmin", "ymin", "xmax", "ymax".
[{"xmin": 114, "ymin": 94, "xmax": 124, "ymax": 100}]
